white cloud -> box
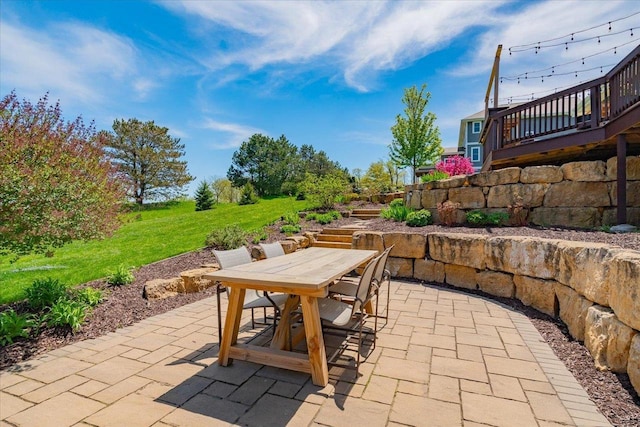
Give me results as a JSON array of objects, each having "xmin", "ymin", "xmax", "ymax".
[
  {"xmin": 0, "ymin": 19, "xmax": 147, "ymax": 107},
  {"xmin": 202, "ymin": 118, "xmax": 264, "ymax": 149}
]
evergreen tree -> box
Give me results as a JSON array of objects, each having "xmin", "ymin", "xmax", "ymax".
[{"xmin": 194, "ymin": 181, "xmax": 215, "ymax": 211}]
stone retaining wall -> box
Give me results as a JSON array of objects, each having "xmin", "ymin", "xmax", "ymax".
[
  {"xmin": 405, "ymin": 156, "xmax": 640, "ymax": 228},
  {"xmin": 352, "ymin": 230, "xmax": 640, "ymax": 395}
]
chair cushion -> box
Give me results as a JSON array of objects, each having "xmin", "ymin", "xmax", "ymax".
[
  {"xmin": 243, "ymin": 293, "xmax": 288, "ymax": 310},
  {"xmin": 317, "ymin": 298, "xmax": 352, "ymax": 326}
]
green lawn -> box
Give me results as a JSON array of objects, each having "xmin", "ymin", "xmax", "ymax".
[{"xmin": 0, "ymin": 197, "xmax": 311, "ymax": 304}]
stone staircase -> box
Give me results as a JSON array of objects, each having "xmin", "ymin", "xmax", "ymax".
[
  {"xmin": 312, "ymin": 228, "xmax": 360, "ymax": 249},
  {"xmin": 349, "ymin": 208, "xmax": 382, "ymax": 220}
]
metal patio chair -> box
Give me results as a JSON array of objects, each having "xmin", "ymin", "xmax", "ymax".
[{"xmin": 213, "ymin": 247, "xmax": 288, "ymax": 341}]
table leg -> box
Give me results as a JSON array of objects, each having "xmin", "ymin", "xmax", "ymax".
[
  {"xmin": 300, "ymin": 296, "xmax": 329, "ymax": 386},
  {"xmin": 219, "ymin": 286, "xmax": 246, "ymax": 366},
  {"xmin": 271, "ymin": 295, "xmax": 300, "ymax": 351}
]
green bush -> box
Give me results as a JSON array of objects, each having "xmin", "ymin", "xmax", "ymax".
[
  {"xmin": 74, "ymin": 287, "xmax": 104, "ymax": 307},
  {"xmin": 44, "ymin": 299, "xmax": 87, "ymax": 332},
  {"xmin": 466, "ymin": 210, "xmax": 487, "ymax": 225},
  {"xmin": 107, "ymin": 264, "xmax": 135, "ymax": 286},
  {"xmin": 205, "ymin": 225, "xmax": 248, "ymax": 250},
  {"xmin": 466, "ymin": 210, "xmax": 509, "ymax": 226},
  {"xmin": 0, "ymin": 309, "xmax": 37, "ymax": 345},
  {"xmin": 487, "ymin": 212, "xmax": 509, "ymax": 226},
  {"xmin": 421, "ymin": 170, "xmax": 449, "ymax": 182},
  {"xmin": 282, "ymin": 211, "xmax": 300, "ymax": 225},
  {"xmin": 406, "ymin": 210, "xmax": 432, "ymax": 227},
  {"xmin": 280, "ymin": 224, "xmax": 301, "ymax": 235},
  {"xmin": 328, "ymin": 210, "xmax": 341, "ymax": 220},
  {"xmin": 316, "ymin": 213, "xmax": 335, "ymax": 225},
  {"xmin": 305, "ymin": 212, "xmax": 318, "ymax": 221},
  {"xmin": 239, "ymin": 182, "xmax": 259, "ymax": 205},
  {"xmin": 24, "ymin": 278, "xmax": 68, "ymax": 311},
  {"xmin": 381, "ymin": 201, "xmax": 412, "ymax": 222},
  {"xmin": 250, "ymin": 227, "xmax": 269, "ymax": 244},
  {"xmin": 301, "ymin": 172, "xmax": 349, "ymax": 209}
]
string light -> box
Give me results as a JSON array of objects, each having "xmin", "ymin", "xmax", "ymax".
[
  {"xmin": 510, "ymin": 27, "xmax": 635, "ymax": 53},
  {"xmin": 508, "ymin": 11, "xmax": 639, "ymax": 54},
  {"xmin": 501, "ymin": 40, "xmax": 637, "ymax": 80},
  {"xmin": 501, "ymin": 64, "xmax": 616, "ymax": 82}
]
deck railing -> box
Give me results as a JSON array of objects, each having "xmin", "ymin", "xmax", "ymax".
[{"xmin": 482, "ymin": 44, "xmax": 640, "ymax": 164}]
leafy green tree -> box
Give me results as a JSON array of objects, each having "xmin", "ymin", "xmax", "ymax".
[
  {"xmin": 389, "ymin": 84, "xmax": 442, "ymax": 183},
  {"xmin": 0, "ymin": 92, "xmax": 125, "ymax": 256},
  {"xmin": 106, "ymin": 118, "xmax": 194, "ymax": 205},
  {"xmin": 385, "ymin": 159, "xmax": 407, "ymax": 190},
  {"xmin": 194, "ymin": 180, "xmax": 215, "ymax": 211},
  {"xmin": 361, "ymin": 161, "xmax": 391, "ymax": 199},
  {"xmin": 211, "ymin": 177, "xmax": 233, "ymax": 203},
  {"xmin": 227, "ymin": 134, "xmax": 297, "ymax": 197},
  {"xmin": 302, "ymin": 172, "xmax": 350, "ymax": 209}
]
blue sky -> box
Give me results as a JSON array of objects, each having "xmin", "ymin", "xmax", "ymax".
[{"xmin": 2, "ymin": 1, "xmax": 638, "ymax": 195}]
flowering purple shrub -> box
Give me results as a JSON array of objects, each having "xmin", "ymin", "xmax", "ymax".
[{"xmin": 435, "ymin": 155, "xmax": 475, "ymax": 176}]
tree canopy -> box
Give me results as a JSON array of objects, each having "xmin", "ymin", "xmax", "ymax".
[
  {"xmin": 106, "ymin": 118, "xmax": 194, "ymax": 205},
  {"xmin": 389, "ymin": 84, "xmax": 442, "ymax": 183},
  {"xmin": 0, "ymin": 92, "xmax": 125, "ymax": 256}
]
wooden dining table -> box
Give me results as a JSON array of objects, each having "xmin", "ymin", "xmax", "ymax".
[{"xmin": 203, "ymin": 246, "xmax": 378, "ymax": 386}]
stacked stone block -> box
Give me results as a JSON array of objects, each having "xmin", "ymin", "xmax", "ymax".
[
  {"xmin": 352, "ymin": 230, "xmax": 640, "ymax": 395},
  {"xmin": 406, "ymin": 156, "xmax": 640, "ymax": 227}
]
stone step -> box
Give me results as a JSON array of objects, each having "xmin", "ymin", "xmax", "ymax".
[
  {"xmin": 316, "ymin": 234, "xmax": 353, "ymax": 243},
  {"xmin": 351, "ymin": 209, "xmax": 382, "ymax": 214},
  {"xmin": 321, "ymin": 228, "xmax": 360, "ymax": 235},
  {"xmin": 350, "ymin": 213, "xmax": 381, "ymax": 219},
  {"xmin": 311, "ymin": 241, "xmax": 352, "ymax": 249}
]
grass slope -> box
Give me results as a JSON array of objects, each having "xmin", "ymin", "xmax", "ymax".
[{"xmin": 0, "ymin": 198, "xmax": 310, "ymax": 304}]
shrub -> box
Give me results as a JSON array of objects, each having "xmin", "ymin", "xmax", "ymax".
[
  {"xmin": 0, "ymin": 309, "xmax": 37, "ymax": 345},
  {"xmin": 436, "ymin": 155, "xmax": 474, "ymax": 176},
  {"xmin": 406, "ymin": 210, "xmax": 432, "ymax": 227},
  {"xmin": 381, "ymin": 200, "xmax": 412, "ymax": 222},
  {"xmin": 437, "ymin": 201, "xmax": 460, "ymax": 226},
  {"xmin": 316, "ymin": 213, "xmax": 335, "ymax": 225},
  {"xmin": 282, "ymin": 212, "xmax": 300, "ymax": 225},
  {"xmin": 301, "ymin": 172, "xmax": 350, "ymax": 210},
  {"xmin": 487, "ymin": 212, "xmax": 509, "ymax": 226},
  {"xmin": 466, "ymin": 210, "xmax": 487, "ymax": 226},
  {"xmin": 421, "ymin": 170, "xmax": 450, "ymax": 183},
  {"xmin": 328, "ymin": 210, "xmax": 341, "ymax": 220},
  {"xmin": 239, "ymin": 182, "xmax": 259, "ymax": 205},
  {"xmin": 205, "ymin": 225, "xmax": 248, "ymax": 250},
  {"xmin": 280, "ymin": 224, "xmax": 301, "ymax": 235},
  {"xmin": 305, "ymin": 212, "xmax": 318, "ymax": 221},
  {"xmin": 74, "ymin": 287, "xmax": 104, "ymax": 307},
  {"xmin": 250, "ymin": 227, "xmax": 268, "ymax": 244},
  {"xmin": 25, "ymin": 278, "xmax": 68, "ymax": 311},
  {"xmin": 107, "ymin": 264, "xmax": 135, "ymax": 286},
  {"xmin": 44, "ymin": 299, "xmax": 87, "ymax": 332}
]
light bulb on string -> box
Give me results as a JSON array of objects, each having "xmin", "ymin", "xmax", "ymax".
[
  {"xmin": 597, "ymin": 36, "xmax": 601, "ymax": 44},
  {"xmin": 631, "ymin": 28, "xmax": 634, "ymax": 37},
  {"xmin": 552, "ymin": 66, "xmax": 555, "ymax": 74},
  {"xmin": 609, "ymin": 22, "xmax": 612, "ymax": 31},
  {"xmin": 565, "ymin": 42, "xmax": 568, "ymax": 51}
]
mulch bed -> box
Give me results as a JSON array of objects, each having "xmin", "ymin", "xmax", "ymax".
[{"xmin": 1, "ymin": 209, "xmax": 638, "ymax": 425}]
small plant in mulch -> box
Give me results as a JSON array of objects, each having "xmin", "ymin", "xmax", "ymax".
[
  {"xmin": 280, "ymin": 224, "xmax": 301, "ymax": 235},
  {"xmin": 205, "ymin": 224, "xmax": 248, "ymax": 250},
  {"xmin": 437, "ymin": 201, "xmax": 460, "ymax": 226},
  {"xmin": 0, "ymin": 309, "xmax": 38, "ymax": 345},
  {"xmin": 406, "ymin": 209, "xmax": 432, "ymax": 227},
  {"xmin": 106, "ymin": 264, "xmax": 135, "ymax": 286},
  {"xmin": 381, "ymin": 198, "xmax": 412, "ymax": 222}
]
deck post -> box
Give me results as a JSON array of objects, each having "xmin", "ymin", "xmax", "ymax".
[{"xmin": 617, "ymin": 134, "xmax": 627, "ymax": 224}]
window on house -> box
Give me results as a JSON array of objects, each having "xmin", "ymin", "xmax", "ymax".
[
  {"xmin": 472, "ymin": 121, "xmax": 482, "ymax": 134},
  {"xmin": 470, "ymin": 146, "xmax": 481, "ymax": 163}
]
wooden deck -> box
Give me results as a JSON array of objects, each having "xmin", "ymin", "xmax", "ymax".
[{"xmin": 482, "ymin": 45, "xmax": 640, "ymax": 170}]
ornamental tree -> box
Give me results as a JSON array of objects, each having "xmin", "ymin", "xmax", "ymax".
[
  {"xmin": 194, "ymin": 180, "xmax": 215, "ymax": 211},
  {"xmin": 106, "ymin": 118, "xmax": 194, "ymax": 205},
  {"xmin": 436, "ymin": 155, "xmax": 475, "ymax": 176},
  {"xmin": 389, "ymin": 84, "xmax": 442, "ymax": 183},
  {"xmin": 0, "ymin": 91, "xmax": 125, "ymax": 256}
]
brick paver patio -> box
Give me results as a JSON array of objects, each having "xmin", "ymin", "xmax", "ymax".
[{"xmin": 0, "ymin": 280, "xmax": 611, "ymax": 426}]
